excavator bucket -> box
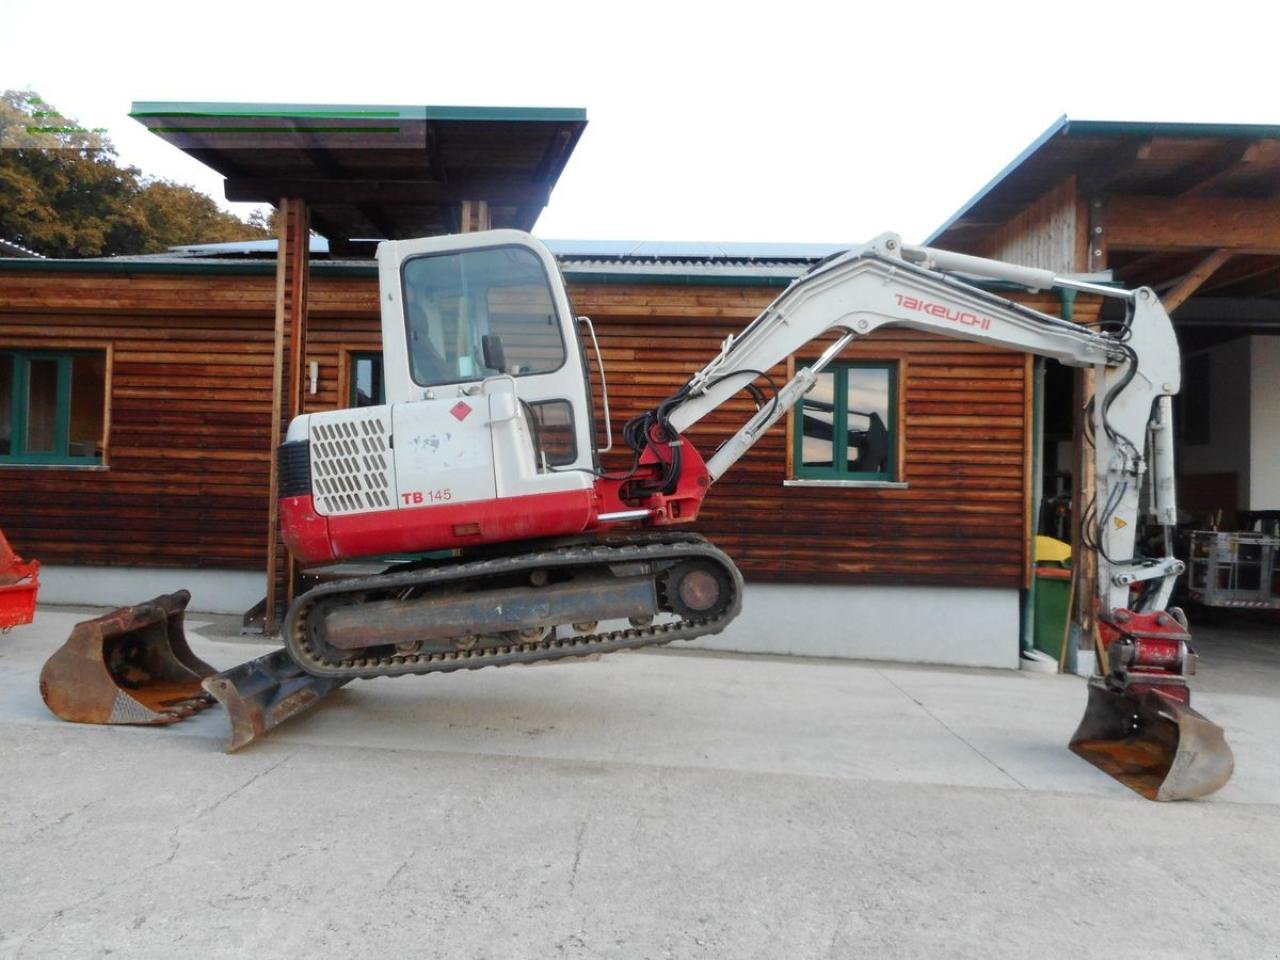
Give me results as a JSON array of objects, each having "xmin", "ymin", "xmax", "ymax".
[
  {"xmin": 1069, "ymin": 677, "xmax": 1235, "ymax": 801},
  {"xmin": 40, "ymin": 590, "xmax": 218, "ymax": 726},
  {"xmin": 0, "ymin": 528, "xmax": 39, "ymax": 631}
]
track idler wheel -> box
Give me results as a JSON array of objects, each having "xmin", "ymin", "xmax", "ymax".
[{"xmin": 664, "ymin": 559, "xmax": 734, "ymax": 621}]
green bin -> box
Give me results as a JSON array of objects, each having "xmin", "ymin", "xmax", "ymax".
[{"xmin": 1032, "ymin": 563, "xmax": 1072, "ymax": 661}]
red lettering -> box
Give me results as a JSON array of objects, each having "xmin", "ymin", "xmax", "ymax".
[{"xmin": 894, "ymin": 292, "xmax": 993, "ymax": 331}]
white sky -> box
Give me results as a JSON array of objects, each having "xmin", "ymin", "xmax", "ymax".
[{"xmin": 5, "ymin": 0, "xmax": 1278, "ymax": 246}]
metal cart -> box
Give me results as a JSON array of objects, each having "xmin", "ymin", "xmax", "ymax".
[{"xmin": 1187, "ymin": 530, "xmax": 1280, "ymax": 610}]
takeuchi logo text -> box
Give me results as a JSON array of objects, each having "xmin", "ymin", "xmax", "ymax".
[{"xmin": 894, "ymin": 294, "xmax": 992, "ymax": 331}]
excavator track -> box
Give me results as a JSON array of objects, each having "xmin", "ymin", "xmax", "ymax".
[{"xmin": 284, "ymin": 532, "xmax": 744, "ymax": 681}]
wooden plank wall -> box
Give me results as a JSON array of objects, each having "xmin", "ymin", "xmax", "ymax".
[
  {"xmin": 574, "ymin": 283, "xmax": 1098, "ymax": 589},
  {"xmin": 0, "ymin": 270, "xmax": 379, "ymax": 569},
  {"xmin": 0, "ymin": 268, "xmax": 1095, "ymax": 591},
  {"xmin": 974, "ymin": 176, "xmax": 1080, "ymax": 273}
]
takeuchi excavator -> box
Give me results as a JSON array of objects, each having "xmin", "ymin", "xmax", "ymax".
[{"xmin": 40, "ymin": 230, "xmax": 1234, "ymax": 801}]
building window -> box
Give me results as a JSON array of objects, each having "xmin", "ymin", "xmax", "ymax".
[
  {"xmin": 0, "ymin": 350, "xmax": 107, "ymax": 465},
  {"xmin": 793, "ymin": 362, "xmax": 897, "ymax": 481},
  {"xmin": 349, "ymin": 352, "xmax": 385, "ymax": 408}
]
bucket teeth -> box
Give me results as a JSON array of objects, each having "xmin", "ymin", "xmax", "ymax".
[
  {"xmin": 39, "ymin": 591, "xmax": 218, "ymax": 726},
  {"xmin": 1069, "ymin": 678, "xmax": 1235, "ymax": 801}
]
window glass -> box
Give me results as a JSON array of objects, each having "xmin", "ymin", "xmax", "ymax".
[
  {"xmin": 401, "ymin": 245, "xmax": 565, "ymax": 387},
  {"xmin": 351, "ymin": 353, "xmax": 385, "ymax": 407},
  {"xmin": 800, "ymin": 371, "xmax": 836, "ymax": 469},
  {"xmin": 794, "ymin": 363, "xmax": 896, "ymax": 481},
  {"xmin": 845, "ymin": 367, "xmax": 891, "ymax": 474},
  {"xmin": 0, "ymin": 356, "xmax": 11, "ymax": 455},
  {"xmin": 0, "ymin": 350, "xmax": 107, "ymax": 464},
  {"xmin": 69, "ymin": 354, "xmax": 106, "ymax": 457},
  {"xmin": 527, "ymin": 400, "xmax": 577, "ymax": 467},
  {"xmin": 25, "ymin": 358, "xmax": 59, "ymax": 454}
]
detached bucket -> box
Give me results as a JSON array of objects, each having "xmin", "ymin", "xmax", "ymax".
[
  {"xmin": 1069, "ymin": 677, "xmax": 1235, "ymax": 801},
  {"xmin": 40, "ymin": 590, "xmax": 218, "ymax": 726}
]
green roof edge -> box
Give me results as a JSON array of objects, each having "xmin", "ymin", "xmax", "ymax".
[{"xmin": 129, "ymin": 101, "xmax": 587, "ymax": 123}]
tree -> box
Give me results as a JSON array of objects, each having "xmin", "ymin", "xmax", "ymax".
[{"xmin": 0, "ymin": 90, "xmax": 269, "ymax": 257}]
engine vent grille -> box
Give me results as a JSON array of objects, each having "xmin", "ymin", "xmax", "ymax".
[{"xmin": 309, "ymin": 412, "xmax": 394, "ymax": 515}]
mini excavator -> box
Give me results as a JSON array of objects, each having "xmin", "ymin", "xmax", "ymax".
[{"xmin": 40, "ymin": 230, "xmax": 1234, "ymax": 801}]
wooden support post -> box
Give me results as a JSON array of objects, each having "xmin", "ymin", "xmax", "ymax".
[
  {"xmin": 1071, "ymin": 197, "xmax": 1107, "ymax": 669},
  {"xmin": 458, "ymin": 199, "xmax": 491, "ymax": 233},
  {"xmin": 265, "ymin": 198, "xmax": 310, "ymax": 633}
]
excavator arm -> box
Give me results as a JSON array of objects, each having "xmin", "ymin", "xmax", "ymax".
[
  {"xmin": 609, "ymin": 232, "xmax": 1230, "ymax": 800},
  {"xmin": 626, "ymin": 232, "xmax": 1178, "ymax": 610}
]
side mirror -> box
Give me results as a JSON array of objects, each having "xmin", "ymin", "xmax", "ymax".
[{"xmin": 482, "ymin": 334, "xmax": 507, "ymax": 373}]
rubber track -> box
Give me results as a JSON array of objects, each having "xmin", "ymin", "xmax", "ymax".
[{"xmin": 284, "ymin": 533, "xmax": 744, "ymax": 681}]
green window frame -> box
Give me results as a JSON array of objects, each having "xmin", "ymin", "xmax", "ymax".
[
  {"xmin": 0, "ymin": 349, "xmax": 107, "ymax": 465},
  {"xmin": 792, "ymin": 361, "xmax": 898, "ymax": 481},
  {"xmin": 349, "ymin": 352, "xmax": 385, "ymax": 408}
]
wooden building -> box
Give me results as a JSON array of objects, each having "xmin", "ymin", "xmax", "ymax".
[
  {"xmin": 39, "ymin": 105, "xmax": 1278, "ymax": 670},
  {"xmin": 0, "ymin": 237, "xmax": 1103, "ymax": 667}
]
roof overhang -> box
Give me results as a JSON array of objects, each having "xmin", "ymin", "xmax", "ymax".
[
  {"xmin": 131, "ymin": 101, "xmax": 587, "ymax": 254},
  {"xmin": 928, "ymin": 116, "xmax": 1280, "ymax": 248}
]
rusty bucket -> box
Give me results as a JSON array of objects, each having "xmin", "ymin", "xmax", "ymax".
[
  {"xmin": 40, "ymin": 590, "xmax": 218, "ymax": 726},
  {"xmin": 1069, "ymin": 677, "xmax": 1235, "ymax": 801}
]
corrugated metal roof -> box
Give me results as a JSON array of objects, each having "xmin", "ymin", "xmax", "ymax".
[
  {"xmin": 543, "ymin": 239, "xmax": 851, "ymax": 261},
  {"xmin": 0, "ymin": 238, "xmax": 45, "ymax": 258},
  {"xmin": 156, "ymin": 236, "xmax": 846, "ymax": 281}
]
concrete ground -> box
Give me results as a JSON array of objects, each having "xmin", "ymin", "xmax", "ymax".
[{"xmin": 1, "ymin": 606, "xmax": 1277, "ymax": 960}]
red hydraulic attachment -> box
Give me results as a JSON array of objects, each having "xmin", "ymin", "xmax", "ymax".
[
  {"xmin": 1070, "ymin": 608, "xmax": 1234, "ymax": 801},
  {"xmin": 0, "ymin": 528, "xmax": 39, "ymax": 631},
  {"xmin": 595, "ymin": 431, "xmax": 714, "ymax": 525}
]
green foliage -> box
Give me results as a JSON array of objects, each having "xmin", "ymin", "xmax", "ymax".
[{"xmin": 0, "ymin": 90, "xmax": 270, "ymax": 257}]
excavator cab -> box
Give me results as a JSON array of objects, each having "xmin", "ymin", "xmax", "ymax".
[{"xmin": 277, "ymin": 232, "xmax": 605, "ymax": 567}]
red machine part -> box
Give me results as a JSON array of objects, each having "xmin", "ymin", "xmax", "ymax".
[
  {"xmin": 1097, "ymin": 607, "xmax": 1194, "ymax": 705},
  {"xmin": 0, "ymin": 528, "xmax": 39, "ymax": 630},
  {"xmin": 595, "ymin": 433, "xmax": 713, "ymax": 526}
]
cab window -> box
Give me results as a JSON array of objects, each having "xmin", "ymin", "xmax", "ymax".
[{"xmin": 401, "ymin": 245, "xmax": 566, "ymax": 387}]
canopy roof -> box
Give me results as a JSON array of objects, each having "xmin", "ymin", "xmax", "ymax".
[
  {"xmin": 928, "ymin": 117, "xmax": 1280, "ymax": 304},
  {"xmin": 132, "ymin": 101, "xmax": 587, "ymax": 253}
]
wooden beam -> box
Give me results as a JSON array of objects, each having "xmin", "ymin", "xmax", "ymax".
[
  {"xmin": 1178, "ymin": 140, "xmax": 1262, "ymax": 197},
  {"xmin": 1108, "ymin": 195, "xmax": 1280, "ymax": 251},
  {"xmin": 226, "ymin": 177, "xmax": 551, "ymax": 207},
  {"xmin": 1201, "ymin": 258, "xmax": 1280, "ymax": 295},
  {"xmin": 1076, "ymin": 138, "xmax": 1153, "ymax": 194},
  {"xmin": 1160, "ymin": 249, "xmax": 1233, "ymax": 311}
]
